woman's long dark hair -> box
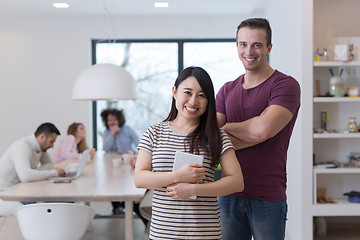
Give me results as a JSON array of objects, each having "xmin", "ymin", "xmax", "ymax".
[{"xmin": 164, "ymin": 66, "xmax": 222, "ymax": 166}]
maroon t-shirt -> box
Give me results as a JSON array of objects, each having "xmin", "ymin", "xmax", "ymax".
[{"xmin": 216, "ymin": 70, "xmax": 301, "ymax": 201}]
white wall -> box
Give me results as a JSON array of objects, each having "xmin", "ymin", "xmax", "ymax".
[
  {"xmin": 0, "ymin": 14, "xmax": 247, "ymax": 153},
  {"xmin": 265, "ymin": 0, "xmax": 312, "ymax": 239}
]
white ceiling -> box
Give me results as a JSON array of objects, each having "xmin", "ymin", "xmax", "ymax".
[{"xmin": 0, "ymin": 0, "xmax": 266, "ymax": 16}]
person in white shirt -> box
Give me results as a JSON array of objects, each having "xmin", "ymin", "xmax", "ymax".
[{"xmin": 0, "ymin": 122, "xmax": 65, "ymax": 191}]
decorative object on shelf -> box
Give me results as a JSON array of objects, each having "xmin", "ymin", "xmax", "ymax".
[
  {"xmin": 313, "ymin": 128, "xmax": 343, "ymax": 134},
  {"xmin": 343, "ymin": 191, "xmax": 360, "ymax": 203},
  {"xmin": 316, "ymin": 47, "xmax": 329, "ymax": 61},
  {"xmin": 348, "ymin": 87, "xmax": 359, "ymax": 97},
  {"xmin": 348, "ymin": 152, "xmax": 360, "ymax": 167},
  {"xmin": 329, "ymin": 75, "xmax": 344, "ymax": 97},
  {"xmin": 347, "ymin": 117, "xmax": 358, "ymax": 133},
  {"xmin": 314, "ymin": 217, "xmax": 327, "ymax": 236},
  {"xmin": 72, "ymin": 63, "xmax": 138, "ymax": 101},
  {"xmin": 345, "ymin": 68, "xmax": 360, "ymax": 94},
  {"xmin": 317, "ymin": 187, "xmax": 336, "ymax": 204},
  {"xmin": 313, "ymin": 163, "xmax": 337, "ymax": 169},
  {"xmin": 349, "ymin": 43, "xmax": 354, "ymax": 61},
  {"xmin": 320, "ymin": 109, "xmax": 328, "ymax": 130},
  {"xmin": 334, "ymin": 44, "xmax": 349, "ymax": 61}
]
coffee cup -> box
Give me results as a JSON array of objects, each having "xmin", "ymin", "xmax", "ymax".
[
  {"xmin": 122, "ymin": 153, "xmax": 134, "ymax": 162},
  {"xmin": 112, "ymin": 158, "xmax": 122, "ymax": 167}
]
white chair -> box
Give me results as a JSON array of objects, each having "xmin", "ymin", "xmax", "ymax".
[
  {"xmin": 139, "ymin": 189, "xmax": 153, "ymax": 232},
  {"xmin": 0, "ymin": 199, "xmax": 22, "ymax": 231},
  {"xmin": 14, "ymin": 202, "xmax": 95, "ymax": 240}
]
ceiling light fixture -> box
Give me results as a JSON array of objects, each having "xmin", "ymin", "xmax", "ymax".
[
  {"xmin": 72, "ymin": 63, "xmax": 138, "ymax": 101},
  {"xmin": 154, "ymin": 2, "xmax": 169, "ymax": 8},
  {"xmin": 53, "ymin": 3, "xmax": 70, "ymax": 8}
]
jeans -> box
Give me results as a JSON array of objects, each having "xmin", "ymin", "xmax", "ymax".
[{"xmin": 219, "ymin": 196, "xmax": 287, "ymax": 240}]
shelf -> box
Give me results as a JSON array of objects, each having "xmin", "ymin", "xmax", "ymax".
[
  {"xmin": 313, "ymin": 97, "xmax": 360, "ymax": 103},
  {"xmin": 313, "ymin": 61, "xmax": 360, "ymax": 67},
  {"xmin": 313, "ymin": 133, "xmax": 360, "ymax": 139},
  {"xmin": 313, "ymin": 198, "xmax": 360, "ymax": 216},
  {"xmin": 314, "ymin": 168, "xmax": 360, "ymax": 174}
]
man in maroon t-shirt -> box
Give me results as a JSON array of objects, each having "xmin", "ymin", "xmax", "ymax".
[{"xmin": 216, "ymin": 18, "xmax": 300, "ymax": 240}]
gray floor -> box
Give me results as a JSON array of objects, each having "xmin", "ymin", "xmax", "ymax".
[
  {"xmin": 3, "ymin": 215, "xmax": 360, "ymax": 240},
  {"xmin": 0, "ymin": 215, "xmax": 149, "ymax": 240}
]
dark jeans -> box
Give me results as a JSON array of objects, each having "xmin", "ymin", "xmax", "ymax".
[{"xmin": 219, "ymin": 196, "xmax": 287, "ymax": 240}]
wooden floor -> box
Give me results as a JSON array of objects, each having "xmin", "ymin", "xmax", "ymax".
[{"xmin": 0, "ymin": 215, "xmax": 149, "ymax": 240}]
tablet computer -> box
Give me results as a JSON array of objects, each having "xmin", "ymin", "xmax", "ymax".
[{"xmin": 173, "ymin": 151, "xmax": 203, "ymax": 199}]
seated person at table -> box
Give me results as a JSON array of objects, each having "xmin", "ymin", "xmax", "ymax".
[
  {"xmin": 51, "ymin": 122, "xmax": 94, "ymax": 164},
  {"xmin": 101, "ymin": 108, "xmax": 139, "ymax": 154},
  {"xmin": 0, "ymin": 122, "xmax": 65, "ymax": 192},
  {"xmin": 100, "ymin": 109, "xmax": 146, "ymax": 224}
]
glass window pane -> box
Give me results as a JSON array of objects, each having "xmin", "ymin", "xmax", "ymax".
[
  {"xmin": 183, "ymin": 42, "xmax": 245, "ymax": 94},
  {"xmin": 95, "ymin": 42, "xmax": 178, "ymax": 150}
]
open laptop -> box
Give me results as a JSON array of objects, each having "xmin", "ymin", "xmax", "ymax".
[{"xmin": 49, "ymin": 149, "xmax": 90, "ymax": 181}]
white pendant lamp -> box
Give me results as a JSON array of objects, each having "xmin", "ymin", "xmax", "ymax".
[{"xmin": 72, "ymin": 63, "xmax": 138, "ymax": 100}]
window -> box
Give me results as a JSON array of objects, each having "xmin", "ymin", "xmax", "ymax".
[{"xmin": 93, "ymin": 39, "xmax": 244, "ymax": 149}]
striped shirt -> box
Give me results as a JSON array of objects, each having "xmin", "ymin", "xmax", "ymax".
[{"xmin": 138, "ymin": 121, "xmax": 233, "ymax": 240}]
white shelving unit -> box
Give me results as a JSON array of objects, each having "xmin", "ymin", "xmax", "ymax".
[
  {"xmin": 313, "ymin": 133, "xmax": 360, "ymax": 138},
  {"xmin": 313, "ymin": 61, "xmax": 360, "ymax": 67},
  {"xmin": 311, "ymin": 1, "xmax": 360, "ymax": 238},
  {"xmin": 312, "ymin": 60, "xmax": 360, "ymax": 219},
  {"xmin": 314, "ymin": 97, "xmax": 360, "ymax": 103},
  {"xmin": 313, "ymin": 168, "xmax": 360, "ymax": 216}
]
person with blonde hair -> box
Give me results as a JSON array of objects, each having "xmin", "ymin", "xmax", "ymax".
[{"xmin": 51, "ymin": 122, "xmax": 93, "ymax": 164}]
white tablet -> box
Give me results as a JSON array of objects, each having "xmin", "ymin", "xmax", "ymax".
[
  {"xmin": 173, "ymin": 151, "xmax": 204, "ymax": 199},
  {"xmin": 173, "ymin": 151, "xmax": 203, "ymax": 171}
]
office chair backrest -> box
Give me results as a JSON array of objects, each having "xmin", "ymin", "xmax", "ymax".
[
  {"xmin": 14, "ymin": 202, "xmax": 95, "ymax": 240},
  {"xmin": 0, "ymin": 199, "xmax": 22, "ymax": 217},
  {"xmin": 0, "ymin": 199, "xmax": 22, "ymax": 231},
  {"xmin": 139, "ymin": 189, "xmax": 153, "ymax": 232}
]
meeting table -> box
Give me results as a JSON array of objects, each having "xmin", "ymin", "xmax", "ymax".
[{"xmin": 0, "ymin": 151, "xmax": 146, "ymax": 240}]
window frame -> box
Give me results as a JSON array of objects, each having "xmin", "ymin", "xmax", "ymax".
[{"xmin": 91, "ymin": 38, "xmax": 236, "ymax": 149}]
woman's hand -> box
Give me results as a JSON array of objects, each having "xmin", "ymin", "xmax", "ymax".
[
  {"xmin": 130, "ymin": 156, "xmax": 137, "ymax": 168},
  {"xmin": 55, "ymin": 167, "xmax": 66, "ymax": 176},
  {"xmin": 166, "ymin": 183, "xmax": 195, "ymax": 200},
  {"xmin": 109, "ymin": 125, "xmax": 120, "ymax": 136},
  {"xmin": 176, "ymin": 163, "xmax": 205, "ymax": 183},
  {"xmin": 124, "ymin": 149, "xmax": 135, "ymax": 154}
]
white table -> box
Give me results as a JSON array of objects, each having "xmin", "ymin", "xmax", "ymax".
[{"xmin": 0, "ymin": 151, "xmax": 146, "ymax": 240}]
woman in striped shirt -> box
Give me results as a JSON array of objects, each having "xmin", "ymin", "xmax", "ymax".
[{"xmin": 135, "ymin": 66, "xmax": 244, "ymax": 239}]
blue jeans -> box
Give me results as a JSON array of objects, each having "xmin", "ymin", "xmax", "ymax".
[{"xmin": 219, "ymin": 196, "xmax": 287, "ymax": 240}]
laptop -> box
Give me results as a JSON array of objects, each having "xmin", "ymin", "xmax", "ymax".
[{"xmin": 50, "ymin": 149, "xmax": 90, "ymax": 181}]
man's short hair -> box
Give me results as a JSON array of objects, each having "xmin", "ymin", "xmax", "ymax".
[
  {"xmin": 237, "ymin": 18, "xmax": 272, "ymax": 46},
  {"xmin": 34, "ymin": 122, "xmax": 61, "ymax": 137}
]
